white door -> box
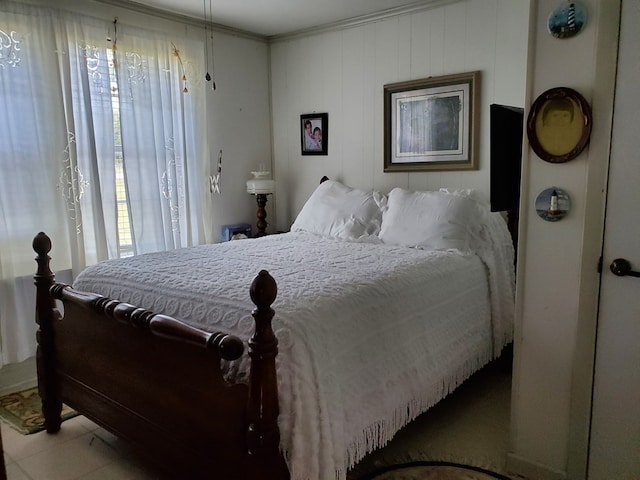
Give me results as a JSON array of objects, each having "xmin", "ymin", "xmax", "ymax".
[{"xmin": 588, "ymin": 1, "xmax": 640, "ymax": 478}]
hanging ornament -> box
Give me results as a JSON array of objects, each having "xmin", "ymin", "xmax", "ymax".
[
  {"xmin": 108, "ymin": 18, "xmax": 119, "ymax": 68},
  {"xmin": 203, "ymin": 0, "xmax": 217, "ymax": 90},
  {"xmin": 209, "ymin": 150, "xmax": 222, "ymax": 194},
  {"xmin": 171, "ymin": 43, "xmax": 189, "ymax": 93},
  {"xmin": 112, "ymin": 18, "xmax": 118, "ymax": 51}
]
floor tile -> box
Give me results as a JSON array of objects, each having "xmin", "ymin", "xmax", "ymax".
[
  {"xmin": 16, "ymin": 432, "xmax": 119, "ymax": 480},
  {"xmin": 75, "ymin": 451, "xmax": 175, "ymax": 480},
  {"xmin": 91, "ymin": 427, "xmax": 135, "ymax": 455},
  {"xmin": 6, "ymin": 462, "xmax": 31, "ymax": 480},
  {"xmin": 2, "ymin": 417, "xmax": 88, "ymax": 461},
  {"xmin": 2, "ymin": 361, "xmax": 513, "ymax": 480},
  {"xmin": 75, "ymin": 416, "xmax": 100, "ymax": 433},
  {"xmin": 74, "ymin": 459, "xmax": 152, "ymax": 480}
]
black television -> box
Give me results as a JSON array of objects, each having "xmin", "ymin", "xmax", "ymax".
[{"xmin": 490, "ymin": 104, "xmax": 524, "ymax": 213}]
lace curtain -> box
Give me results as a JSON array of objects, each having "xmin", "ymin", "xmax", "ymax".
[{"xmin": 0, "ymin": 2, "xmax": 208, "ymax": 367}]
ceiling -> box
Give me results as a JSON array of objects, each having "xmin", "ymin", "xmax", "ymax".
[{"xmin": 120, "ymin": 0, "xmax": 443, "ymax": 37}]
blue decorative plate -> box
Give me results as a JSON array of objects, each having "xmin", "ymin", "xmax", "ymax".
[
  {"xmin": 536, "ymin": 187, "xmax": 571, "ymax": 222},
  {"xmin": 548, "ymin": 2, "xmax": 587, "ymax": 39}
]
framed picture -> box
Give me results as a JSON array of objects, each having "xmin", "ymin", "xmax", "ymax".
[
  {"xmin": 527, "ymin": 87, "xmax": 592, "ymax": 163},
  {"xmin": 383, "ymin": 71, "xmax": 480, "ymax": 172},
  {"xmin": 301, "ymin": 113, "xmax": 328, "ymax": 155}
]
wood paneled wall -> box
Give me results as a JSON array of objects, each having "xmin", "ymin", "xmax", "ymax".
[{"xmin": 269, "ymin": 0, "xmax": 530, "ymax": 231}]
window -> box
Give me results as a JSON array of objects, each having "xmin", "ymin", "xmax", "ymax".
[
  {"xmin": 107, "ymin": 48, "xmax": 133, "ymax": 257},
  {"xmin": 0, "ymin": 1, "xmax": 206, "ymax": 366}
]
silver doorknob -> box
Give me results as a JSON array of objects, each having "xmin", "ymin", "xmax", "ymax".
[{"xmin": 610, "ymin": 258, "xmax": 640, "ymax": 277}]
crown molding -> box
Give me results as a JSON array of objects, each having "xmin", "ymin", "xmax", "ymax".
[
  {"xmin": 267, "ymin": 0, "xmax": 459, "ymax": 43},
  {"xmin": 93, "ymin": 0, "xmax": 267, "ymax": 41},
  {"xmin": 50, "ymin": 0, "xmax": 461, "ymax": 44}
]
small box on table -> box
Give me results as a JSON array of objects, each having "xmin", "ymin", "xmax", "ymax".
[{"xmin": 221, "ymin": 223, "xmax": 252, "ymax": 241}]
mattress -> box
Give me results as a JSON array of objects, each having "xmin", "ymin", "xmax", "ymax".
[{"xmin": 74, "ymin": 229, "xmax": 514, "ymax": 480}]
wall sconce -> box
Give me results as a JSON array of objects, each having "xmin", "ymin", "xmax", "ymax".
[{"xmin": 246, "ymin": 171, "xmax": 275, "ymax": 237}]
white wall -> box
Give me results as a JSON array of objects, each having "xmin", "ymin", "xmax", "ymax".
[
  {"xmin": 509, "ymin": 1, "xmax": 620, "ymax": 479},
  {"xmin": 8, "ymin": 1, "xmax": 625, "ymax": 478},
  {"xmin": 269, "ymin": 0, "xmax": 530, "ymax": 231},
  {"xmin": 270, "ymin": 1, "xmax": 624, "ymax": 479},
  {"xmin": 206, "ymin": 34, "xmax": 272, "ymax": 241}
]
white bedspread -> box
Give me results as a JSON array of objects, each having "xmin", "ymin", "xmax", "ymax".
[{"xmin": 74, "ymin": 220, "xmax": 514, "ymax": 480}]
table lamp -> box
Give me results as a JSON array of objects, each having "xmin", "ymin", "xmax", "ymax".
[{"xmin": 246, "ymin": 171, "xmax": 275, "ymax": 237}]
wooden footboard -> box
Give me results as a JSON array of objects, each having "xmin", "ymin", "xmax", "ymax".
[{"xmin": 33, "ymin": 233, "xmax": 289, "ymax": 479}]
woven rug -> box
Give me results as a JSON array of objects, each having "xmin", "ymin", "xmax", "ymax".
[
  {"xmin": 0, "ymin": 387, "xmax": 78, "ymax": 434},
  {"xmin": 358, "ymin": 461, "xmax": 512, "ymax": 479}
]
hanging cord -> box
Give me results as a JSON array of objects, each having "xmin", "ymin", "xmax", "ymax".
[
  {"xmin": 203, "ymin": 0, "xmax": 210, "ymax": 82},
  {"xmin": 112, "ymin": 18, "xmax": 118, "ymax": 51},
  {"xmin": 208, "ymin": 0, "xmax": 216, "ymax": 90},
  {"xmin": 109, "ymin": 18, "xmax": 118, "ymax": 67}
]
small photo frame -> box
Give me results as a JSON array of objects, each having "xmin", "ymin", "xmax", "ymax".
[
  {"xmin": 527, "ymin": 87, "xmax": 592, "ymax": 163},
  {"xmin": 383, "ymin": 71, "xmax": 480, "ymax": 172},
  {"xmin": 301, "ymin": 113, "xmax": 328, "ymax": 155}
]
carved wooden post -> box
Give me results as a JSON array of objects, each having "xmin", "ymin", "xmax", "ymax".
[
  {"xmin": 255, "ymin": 194, "xmax": 269, "ymax": 237},
  {"xmin": 0, "ymin": 425, "xmax": 7, "ymax": 480},
  {"xmin": 32, "ymin": 232, "xmax": 62, "ymax": 433},
  {"xmin": 246, "ymin": 270, "xmax": 281, "ymax": 457}
]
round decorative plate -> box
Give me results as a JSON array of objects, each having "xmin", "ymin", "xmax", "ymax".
[
  {"xmin": 535, "ymin": 187, "xmax": 571, "ymax": 222},
  {"xmin": 548, "ymin": 1, "xmax": 587, "ymax": 39}
]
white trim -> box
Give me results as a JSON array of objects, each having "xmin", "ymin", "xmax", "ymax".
[
  {"xmin": 26, "ymin": 0, "xmax": 463, "ymax": 44},
  {"xmin": 0, "ymin": 357, "xmax": 37, "ymax": 397},
  {"xmin": 506, "ymin": 453, "xmax": 567, "ymax": 480},
  {"xmin": 269, "ymin": 0, "xmax": 460, "ymax": 42},
  {"xmin": 94, "ymin": 0, "xmax": 266, "ymax": 40}
]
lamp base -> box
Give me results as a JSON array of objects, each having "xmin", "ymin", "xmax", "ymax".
[{"xmin": 255, "ymin": 193, "xmax": 269, "ymax": 237}]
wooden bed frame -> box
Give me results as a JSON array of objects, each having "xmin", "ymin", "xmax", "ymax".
[
  {"xmin": 32, "ymin": 177, "xmax": 518, "ymax": 479},
  {"xmin": 33, "ymin": 232, "xmax": 289, "ymax": 479}
]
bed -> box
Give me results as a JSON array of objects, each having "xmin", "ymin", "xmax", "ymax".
[{"xmin": 32, "ymin": 179, "xmax": 516, "ymax": 480}]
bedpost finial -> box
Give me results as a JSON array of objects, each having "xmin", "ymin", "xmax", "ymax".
[
  {"xmin": 208, "ymin": 332, "xmax": 245, "ymax": 360},
  {"xmin": 250, "ymin": 270, "xmax": 277, "ymax": 309},
  {"xmin": 33, "ymin": 232, "xmax": 52, "ymax": 255}
]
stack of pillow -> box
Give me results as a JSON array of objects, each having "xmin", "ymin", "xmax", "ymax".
[
  {"xmin": 290, "ymin": 179, "xmax": 386, "ymax": 241},
  {"xmin": 290, "ymin": 179, "xmax": 495, "ymax": 253}
]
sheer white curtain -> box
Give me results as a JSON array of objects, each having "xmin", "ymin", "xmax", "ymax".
[
  {"xmin": 114, "ymin": 28, "xmax": 207, "ymax": 254},
  {"xmin": 0, "ymin": 2, "xmax": 207, "ymax": 367}
]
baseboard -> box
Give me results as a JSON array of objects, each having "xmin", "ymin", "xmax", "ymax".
[
  {"xmin": 0, "ymin": 356, "xmax": 37, "ymax": 396},
  {"xmin": 506, "ymin": 452, "xmax": 567, "ymax": 480}
]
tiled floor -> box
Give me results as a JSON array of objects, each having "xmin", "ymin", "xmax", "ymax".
[
  {"xmin": 349, "ymin": 359, "xmax": 514, "ymax": 477},
  {"xmin": 2, "ymin": 416, "xmax": 173, "ymax": 480},
  {"xmin": 3, "ymin": 360, "xmax": 513, "ymax": 480}
]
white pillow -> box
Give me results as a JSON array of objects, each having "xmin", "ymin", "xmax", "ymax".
[
  {"xmin": 291, "ymin": 180, "xmax": 385, "ymax": 240},
  {"xmin": 378, "ymin": 187, "xmax": 482, "ymax": 251},
  {"xmin": 438, "ymin": 187, "xmax": 488, "ymax": 206}
]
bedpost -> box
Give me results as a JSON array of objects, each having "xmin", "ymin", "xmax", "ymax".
[
  {"xmin": 32, "ymin": 232, "xmax": 63, "ymax": 433},
  {"xmin": 246, "ymin": 270, "xmax": 286, "ymax": 473}
]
